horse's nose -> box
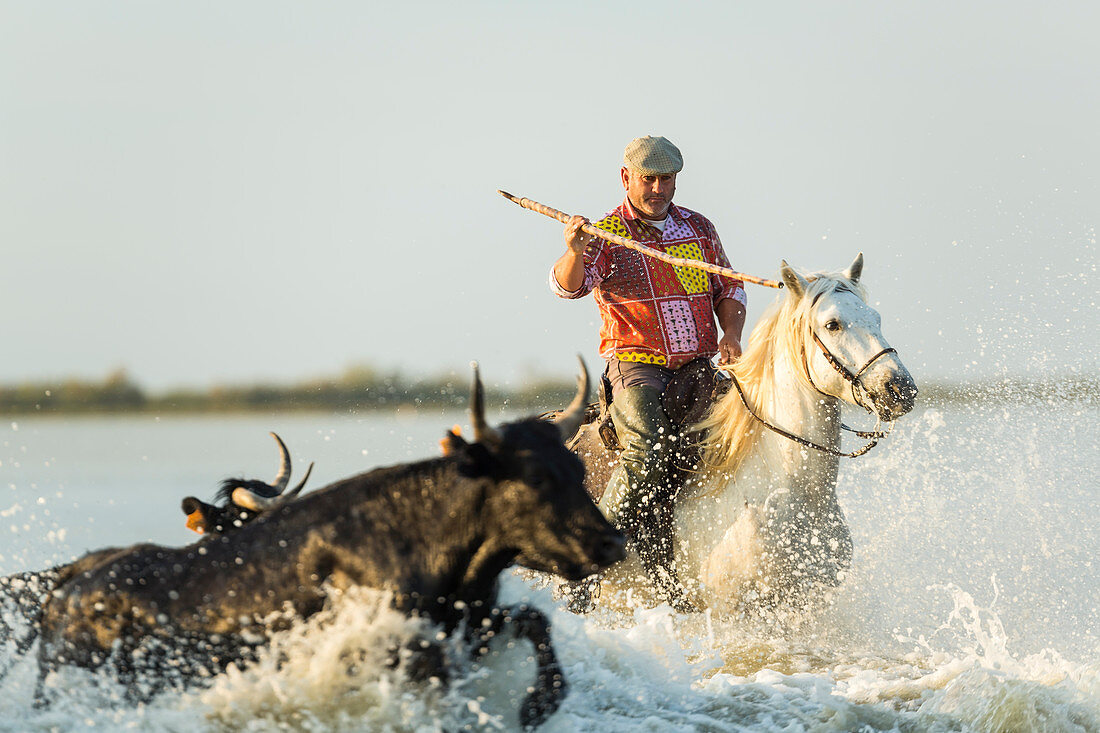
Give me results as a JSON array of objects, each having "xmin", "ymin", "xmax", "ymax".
[{"xmin": 884, "ymin": 374, "xmax": 918, "ymax": 416}]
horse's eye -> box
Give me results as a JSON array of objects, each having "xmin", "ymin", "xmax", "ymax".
[{"xmin": 825, "ymin": 320, "xmax": 841, "ymax": 332}]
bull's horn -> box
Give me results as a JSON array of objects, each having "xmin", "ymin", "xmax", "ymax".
[
  {"xmin": 284, "ymin": 462, "xmax": 314, "ymax": 500},
  {"xmin": 231, "ymin": 485, "xmax": 278, "ymax": 513},
  {"xmin": 269, "ymin": 432, "xmax": 292, "ymax": 493},
  {"xmin": 245, "ymin": 461, "xmax": 315, "ymax": 515},
  {"xmin": 554, "ymin": 355, "xmax": 590, "ymax": 441},
  {"xmin": 469, "ymin": 362, "xmax": 501, "ymax": 444}
]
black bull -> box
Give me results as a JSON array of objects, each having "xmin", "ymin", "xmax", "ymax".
[{"xmin": 29, "ymin": 363, "xmax": 625, "ymax": 728}]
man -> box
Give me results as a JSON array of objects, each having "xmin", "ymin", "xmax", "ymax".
[{"xmin": 550, "ymin": 135, "xmax": 746, "ymax": 611}]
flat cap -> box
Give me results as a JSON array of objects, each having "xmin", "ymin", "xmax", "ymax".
[{"xmin": 623, "ymin": 136, "xmax": 683, "ymax": 175}]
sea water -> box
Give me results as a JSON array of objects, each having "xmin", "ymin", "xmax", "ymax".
[{"xmin": 0, "ymin": 400, "xmax": 1097, "ymax": 731}]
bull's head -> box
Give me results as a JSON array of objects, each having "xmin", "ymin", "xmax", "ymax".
[
  {"xmin": 444, "ymin": 358, "xmax": 625, "ymax": 580},
  {"xmin": 180, "ymin": 432, "xmax": 314, "ymax": 535}
]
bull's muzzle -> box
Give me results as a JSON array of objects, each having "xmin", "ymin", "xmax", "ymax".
[{"xmin": 592, "ymin": 532, "xmax": 627, "ymax": 567}]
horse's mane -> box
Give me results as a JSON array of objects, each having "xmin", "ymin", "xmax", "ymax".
[{"xmin": 693, "ymin": 269, "xmax": 867, "ymax": 478}]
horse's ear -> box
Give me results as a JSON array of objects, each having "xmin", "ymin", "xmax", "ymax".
[
  {"xmin": 780, "ymin": 260, "xmax": 808, "ymax": 297},
  {"xmin": 843, "ymin": 252, "xmax": 864, "ymax": 284}
]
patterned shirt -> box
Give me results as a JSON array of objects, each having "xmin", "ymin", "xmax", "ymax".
[{"xmin": 550, "ymin": 199, "xmax": 746, "ymax": 370}]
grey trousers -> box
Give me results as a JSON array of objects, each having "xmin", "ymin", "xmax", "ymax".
[{"xmin": 598, "ymin": 385, "xmax": 690, "ymax": 608}]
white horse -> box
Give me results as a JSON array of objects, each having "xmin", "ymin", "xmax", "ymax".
[{"xmin": 572, "ymin": 254, "xmax": 918, "ymax": 613}]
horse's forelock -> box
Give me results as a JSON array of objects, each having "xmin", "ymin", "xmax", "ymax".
[{"xmin": 802, "ymin": 271, "xmax": 868, "ymax": 306}]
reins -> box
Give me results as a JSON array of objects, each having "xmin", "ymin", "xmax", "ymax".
[
  {"xmin": 727, "ymin": 372, "xmax": 889, "ymax": 458},
  {"xmin": 726, "ymin": 324, "xmax": 897, "ymax": 459}
]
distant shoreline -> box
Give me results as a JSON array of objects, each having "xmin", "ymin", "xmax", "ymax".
[
  {"xmin": 1, "ymin": 367, "xmax": 1095, "ymax": 417},
  {"xmin": 0, "ymin": 366, "xmax": 579, "ymax": 417}
]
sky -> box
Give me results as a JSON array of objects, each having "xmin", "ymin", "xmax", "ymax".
[{"xmin": 1, "ymin": 1, "xmax": 1097, "ymax": 392}]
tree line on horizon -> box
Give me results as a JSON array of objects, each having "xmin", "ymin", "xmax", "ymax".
[
  {"xmin": 0, "ymin": 366, "xmax": 1095, "ymax": 416},
  {"xmin": 0, "ymin": 366, "xmax": 581, "ymax": 416}
]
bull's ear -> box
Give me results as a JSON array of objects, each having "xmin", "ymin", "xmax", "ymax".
[
  {"xmin": 181, "ymin": 497, "xmax": 210, "ymax": 535},
  {"xmin": 439, "ymin": 426, "xmax": 466, "ymax": 456}
]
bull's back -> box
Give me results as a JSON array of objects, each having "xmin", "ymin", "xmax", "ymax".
[
  {"xmin": 41, "ymin": 457, "xmax": 478, "ymax": 650},
  {"xmin": 569, "ymin": 423, "xmax": 618, "ymax": 502}
]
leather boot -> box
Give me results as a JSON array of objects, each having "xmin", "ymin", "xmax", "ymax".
[{"xmin": 598, "ymin": 386, "xmax": 694, "ymax": 612}]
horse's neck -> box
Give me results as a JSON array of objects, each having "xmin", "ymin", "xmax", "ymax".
[{"xmin": 755, "ymin": 353, "xmax": 842, "ymax": 498}]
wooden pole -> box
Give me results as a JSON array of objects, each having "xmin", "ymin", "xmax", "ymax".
[{"xmin": 498, "ymin": 190, "xmax": 783, "ymax": 289}]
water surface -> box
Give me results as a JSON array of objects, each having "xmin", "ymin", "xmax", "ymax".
[{"xmin": 1, "ymin": 402, "xmax": 1097, "ymax": 731}]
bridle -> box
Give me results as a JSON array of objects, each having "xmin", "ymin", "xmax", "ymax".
[
  {"xmin": 727, "ymin": 297, "xmax": 898, "ymax": 459},
  {"xmin": 805, "ymin": 330, "xmax": 897, "ymax": 415}
]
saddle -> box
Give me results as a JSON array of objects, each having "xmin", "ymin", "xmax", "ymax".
[{"xmin": 593, "ymin": 358, "xmax": 728, "ymax": 452}]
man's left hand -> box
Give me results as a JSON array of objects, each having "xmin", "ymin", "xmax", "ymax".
[{"xmin": 717, "ymin": 332, "xmax": 742, "ymax": 365}]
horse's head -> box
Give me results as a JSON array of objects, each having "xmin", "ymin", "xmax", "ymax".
[{"xmin": 781, "ymin": 254, "xmax": 918, "ymax": 421}]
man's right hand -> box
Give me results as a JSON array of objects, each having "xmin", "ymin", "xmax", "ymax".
[{"xmin": 564, "ymin": 215, "xmax": 592, "ymax": 253}]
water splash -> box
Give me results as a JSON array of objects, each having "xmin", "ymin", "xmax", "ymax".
[{"xmin": 0, "ymin": 402, "xmax": 1096, "ymax": 731}]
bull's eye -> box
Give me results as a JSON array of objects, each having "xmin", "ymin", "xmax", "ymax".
[{"xmin": 824, "ymin": 319, "xmax": 841, "ymax": 332}]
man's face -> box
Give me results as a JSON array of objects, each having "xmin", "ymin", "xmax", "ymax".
[{"xmin": 621, "ymin": 167, "xmax": 677, "ymax": 220}]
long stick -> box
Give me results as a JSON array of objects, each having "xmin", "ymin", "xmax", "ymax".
[{"xmin": 498, "ymin": 190, "xmax": 783, "ymax": 289}]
